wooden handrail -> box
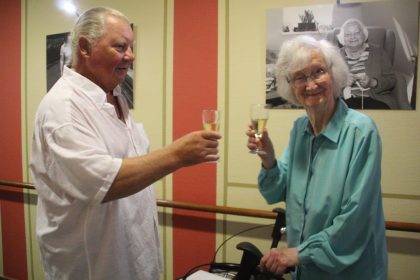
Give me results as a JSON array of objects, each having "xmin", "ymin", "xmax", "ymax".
[
  {"xmin": 1, "ymin": 180, "xmax": 419, "ymax": 233},
  {"xmin": 157, "ymin": 199, "xmax": 276, "ymax": 219}
]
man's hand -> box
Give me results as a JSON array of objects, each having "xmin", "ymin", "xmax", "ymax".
[{"xmin": 170, "ymin": 130, "xmax": 221, "ymax": 166}]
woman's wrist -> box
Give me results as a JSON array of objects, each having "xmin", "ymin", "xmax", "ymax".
[{"xmin": 262, "ymin": 159, "xmax": 277, "ymax": 170}]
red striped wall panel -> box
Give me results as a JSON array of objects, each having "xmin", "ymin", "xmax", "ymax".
[
  {"xmin": 173, "ymin": 0, "xmax": 218, "ymax": 277},
  {"xmin": 0, "ymin": 0, "xmax": 28, "ymax": 279}
]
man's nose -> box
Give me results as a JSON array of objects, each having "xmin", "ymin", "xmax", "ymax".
[{"xmin": 125, "ymin": 47, "xmax": 135, "ymax": 61}]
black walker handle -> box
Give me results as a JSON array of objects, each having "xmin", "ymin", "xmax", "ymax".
[
  {"xmin": 235, "ymin": 242, "xmax": 262, "ymax": 280},
  {"xmin": 234, "ymin": 208, "xmax": 294, "ymax": 279}
]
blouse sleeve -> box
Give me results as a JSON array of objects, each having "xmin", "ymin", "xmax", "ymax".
[{"xmin": 258, "ymin": 145, "xmax": 290, "ymax": 204}]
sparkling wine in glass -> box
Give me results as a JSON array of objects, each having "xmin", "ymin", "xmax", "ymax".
[
  {"xmin": 202, "ymin": 109, "xmax": 220, "ymax": 162},
  {"xmin": 250, "ymin": 104, "xmax": 269, "ymax": 154},
  {"xmin": 202, "ymin": 109, "xmax": 220, "ymax": 132}
]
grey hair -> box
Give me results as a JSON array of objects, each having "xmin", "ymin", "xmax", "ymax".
[
  {"xmin": 336, "ymin": 18, "xmax": 368, "ymax": 46},
  {"xmin": 70, "ymin": 7, "xmax": 130, "ymax": 65},
  {"xmin": 275, "ymin": 35, "xmax": 349, "ymax": 105}
]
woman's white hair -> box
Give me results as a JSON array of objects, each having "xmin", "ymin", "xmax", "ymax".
[
  {"xmin": 70, "ymin": 7, "xmax": 130, "ymax": 65},
  {"xmin": 275, "ymin": 35, "xmax": 349, "ymax": 105},
  {"xmin": 336, "ymin": 18, "xmax": 369, "ymax": 46}
]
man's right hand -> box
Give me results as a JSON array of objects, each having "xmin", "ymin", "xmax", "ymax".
[{"xmin": 170, "ymin": 130, "xmax": 221, "ymax": 166}]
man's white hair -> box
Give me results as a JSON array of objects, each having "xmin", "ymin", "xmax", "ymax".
[{"xmin": 70, "ymin": 7, "xmax": 130, "ymax": 66}]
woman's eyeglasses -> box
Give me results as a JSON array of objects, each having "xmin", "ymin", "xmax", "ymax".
[{"xmin": 287, "ymin": 67, "xmax": 329, "ymax": 88}]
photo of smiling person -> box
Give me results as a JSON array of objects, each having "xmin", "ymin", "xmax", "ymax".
[{"xmin": 337, "ymin": 18, "xmax": 396, "ymax": 109}]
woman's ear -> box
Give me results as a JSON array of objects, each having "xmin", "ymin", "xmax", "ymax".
[{"xmin": 78, "ymin": 36, "xmax": 91, "ymax": 57}]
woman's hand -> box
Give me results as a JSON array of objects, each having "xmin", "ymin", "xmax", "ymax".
[
  {"xmin": 246, "ymin": 123, "xmax": 276, "ymax": 169},
  {"xmin": 259, "ymin": 247, "xmax": 299, "ymax": 276},
  {"xmin": 353, "ymin": 73, "xmax": 377, "ymax": 88},
  {"xmin": 356, "ymin": 73, "xmax": 370, "ymax": 88}
]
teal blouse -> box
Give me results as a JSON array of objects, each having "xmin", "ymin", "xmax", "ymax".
[{"xmin": 258, "ymin": 99, "xmax": 387, "ymax": 280}]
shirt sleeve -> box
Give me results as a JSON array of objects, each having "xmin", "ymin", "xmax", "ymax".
[
  {"xmin": 45, "ymin": 122, "xmax": 122, "ymax": 204},
  {"xmin": 258, "ymin": 145, "xmax": 290, "ymax": 204},
  {"xmin": 297, "ymin": 126, "xmax": 383, "ymax": 274}
]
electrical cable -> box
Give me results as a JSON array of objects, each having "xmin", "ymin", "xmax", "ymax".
[
  {"xmin": 211, "ymin": 223, "xmax": 274, "ymax": 263},
  {"xmin": 179, "ymin": 223, "xmax": 274, "ymax": 279},
  {"xmin": 179, "ymin": 223, "xmax": 275, "ymax": 279}
]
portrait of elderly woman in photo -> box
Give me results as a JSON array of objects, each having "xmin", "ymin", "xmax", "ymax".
[
  {"xmin": 337, "ymin": 18, "xmax": 396, "ymax": 109},
  {"xmin": 246, "ymin": 35, "xmax": 387, "ymax": 279}
]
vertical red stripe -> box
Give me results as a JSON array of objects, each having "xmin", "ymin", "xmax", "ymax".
[
  {"xmin": 173, "ymin": 0, "xmax": 218, "ymax": 277},
  {"xmin": 0, "ymin": 0, "xmax": 28, "ymax": 279}
]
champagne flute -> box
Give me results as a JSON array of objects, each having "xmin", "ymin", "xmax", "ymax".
[
  {"xmin": 202, "ymin": 109, "xmax": 220, "ymax": 162},
  {"xmin": 249, "ymin": 104, "xmax": 269, "ymax": 154},
  {"xmin": 202, "ymin": 109, "xmax": 220, "ymax": 132}
]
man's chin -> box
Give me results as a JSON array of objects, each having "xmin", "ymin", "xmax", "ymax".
[{"xmin": 115, "ymin": 73, "xmax": 128, "ymax": 82}]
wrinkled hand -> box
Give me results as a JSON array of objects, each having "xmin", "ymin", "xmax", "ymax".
[
  {"xmin": 246, "ymin": 123, "xmax": 276, "ymax": 169},
  {"xmin": 354, "ymin": 73, "xmax": 371, "ymax": 88},
  {"xmin": 259, "ymin": 248, "xmax": 298, "ymax": 276},
  {"xmin": 170, "ymin": 130, "xmax": 221, "ymax": 166}
]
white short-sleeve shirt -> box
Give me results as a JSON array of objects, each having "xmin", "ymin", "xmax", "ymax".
[{"xmin": 30, "ymin": 66, "xmax": 162, "ymax": 280}]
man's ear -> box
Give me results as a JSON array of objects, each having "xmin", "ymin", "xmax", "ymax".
[{"xmin": 78, "ymin": 36, "xmax": 91, "ymax": 57}]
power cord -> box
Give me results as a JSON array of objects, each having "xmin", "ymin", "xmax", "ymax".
[{"xmin": 211, "ymin": 223, "xmax": 274, "ymax": 263}]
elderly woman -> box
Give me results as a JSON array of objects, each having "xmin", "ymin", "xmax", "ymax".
[
  {"xmin": 246, "ymin": 35, "xmax": 387, "ymax": 279},
  {"xmin": 337, "ymin": 18, "xmax": 395, "ymax": 109}
]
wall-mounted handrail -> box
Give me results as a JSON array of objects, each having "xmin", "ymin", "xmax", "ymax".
[{"xmin": 1, "ymin": 180, "xmax": 419, "ymax": 233}]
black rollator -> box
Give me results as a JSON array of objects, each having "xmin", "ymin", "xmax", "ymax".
[
  {"xmin": 234, "ymin": 208, "xmax": 293, "ymax": 280},
  {"xmin": 205, "ymin": 208, "xmax": 293, "ymax": 280}
]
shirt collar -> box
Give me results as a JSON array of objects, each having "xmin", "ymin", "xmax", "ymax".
[
  {"xmin": 322, "ymin": 98, "xmax": 348, "ymax": 143},
  {"xmin": 303, "ymin": 98, "xmax": 348, "ymax": 143},
  {"xmin": 62, "ymin": 66, "xmax": 121, "ymax": 105}
]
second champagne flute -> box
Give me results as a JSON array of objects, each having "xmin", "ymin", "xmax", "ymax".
[{"xmin": 249, "ymin": 104, "xmax": 269, "ymax": 154}]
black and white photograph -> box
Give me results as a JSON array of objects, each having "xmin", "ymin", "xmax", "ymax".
[
  {"xmin": 266, "ymin": 1, "xmax": 418, "ymax": 110},
  {"xmin": 46, "ymin": 31, "xmax": 134, "ymax": 108},
  {"xmin": 46, "ymin": 32, "xmax": 71, "ymax": 92}
]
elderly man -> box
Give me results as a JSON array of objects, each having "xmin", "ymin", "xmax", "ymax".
[{"xmin": 31, "ymin": 7, "xmax": 220, "ymax": 280}]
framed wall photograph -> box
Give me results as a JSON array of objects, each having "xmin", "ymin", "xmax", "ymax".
[
  {"xmin": 266, "ymin": 1, "xmax": 418, "ymax": 110},
  {"xmin": 46, "ymin": 32, "xmax": 71, "ymax": 92}
]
